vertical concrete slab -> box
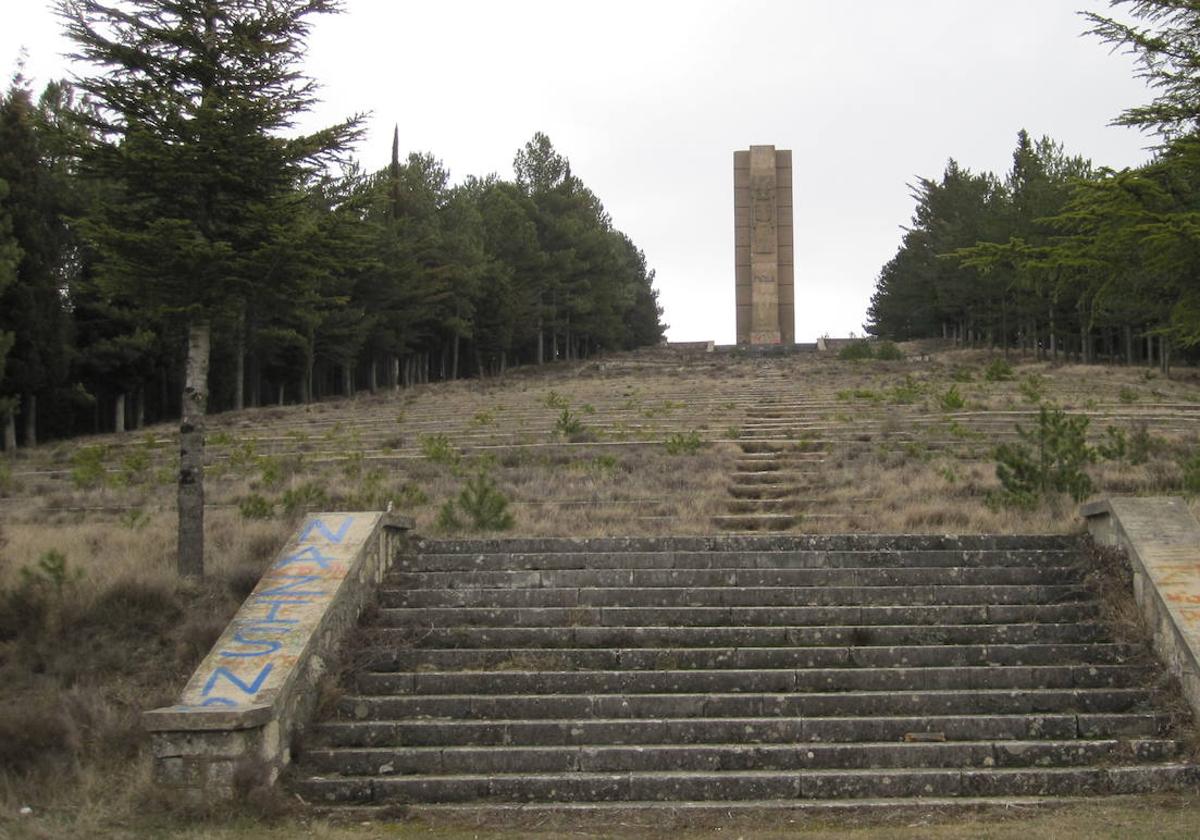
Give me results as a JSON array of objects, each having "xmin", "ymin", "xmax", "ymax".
[{"xmin": 1081, "ymin": 497, "xmax": 1200, "ymax": 720}]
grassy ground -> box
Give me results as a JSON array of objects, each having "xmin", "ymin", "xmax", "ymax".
[
  {"xmin": 3, "ymin": 343, "xmax": 1200, "ymax": 837},
  {"xmin": 7, "ymin": 795, "xmax": 1200, "ymax": 839}
]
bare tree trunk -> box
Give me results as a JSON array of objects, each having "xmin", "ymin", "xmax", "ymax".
[
  {"xmin": 178, "ymin": 321, "xmax": 210, "ymax": 579},
  {"xmin": 135, "ymin": 385, "xmax": 145, "ymax": 430},
  {"xmin": 234, "ymin": 308, "xmax": 245, "ymax": 412},
  {"xmin": 369, "ymin": 358, "xmax": 378, "ymax": 394},
  {"xmin": 342, "ymin": 361, "xmax": 353, "ymax": 397},
  {"xmin": 23, "ymin": 393, "xmax": 35, "ymax": 448},
  {"xmin": 391, "ymin": 355, "xmax": 399, "ymax": 392},
  {"xmin": 1124, "ymin": 326, "xmax": 1133, "ymax": 365},
  {"xmin": 537, "ymin": 316, "xmax": 544, "ymax": 365},
  {"xmin": 451, "ymin": 334, "xmax": 460, "ymax": 380},
  {"xmin": 278, "ymin": 383, "xmax": 285, "ymax": 406},
  {"xmin": 500, "ymin": 350, "xmax": 507, "ymax": 376},
  {"xmin": 3, "ymin": 409, "xmax": 16, "ymax": 453},
  {"xmin": 114, "ymin": 393, "xmax": 126, "ymax": 434}
]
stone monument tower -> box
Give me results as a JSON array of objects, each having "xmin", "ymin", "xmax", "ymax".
[{"xmin": 734, "ymin": 146, "xmax": 794, "ymax": 345}]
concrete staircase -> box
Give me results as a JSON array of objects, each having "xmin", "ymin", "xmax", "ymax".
[{"xmin": 291, "ymin": 535, "xmax": 1199, "ymax": 815}]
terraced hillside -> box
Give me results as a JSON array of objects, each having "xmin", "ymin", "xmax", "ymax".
[{"xmin": 4, "ymin": 345, "xmax": 1200, "ymax": 564}]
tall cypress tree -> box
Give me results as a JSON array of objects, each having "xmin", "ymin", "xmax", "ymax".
[{"xmin": 60, "ymin": 0, "xmax": 362, "ymax": 576}]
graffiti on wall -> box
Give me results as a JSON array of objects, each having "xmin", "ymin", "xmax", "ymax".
[{"xmin": 178, "ymin": 513, "xmax": 377, "ymax": 709}]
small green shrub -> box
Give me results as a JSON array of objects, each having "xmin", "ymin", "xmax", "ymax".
[
  {"xmin": 0, "ymin": 550, "xmax": 83, "ymax": 642},
  {"xmin": 664, "ymin": 430, "xmax": 703, "ymax": 455},
  {"xmin": 1118, "ymin": 386, "xmax": 1139, "ymax": 404},
  {"xmin": 471, "ymin": 409, "xmax": 497, "ymax": 427},
  {"xmin": 259, "ymin": 455, "xmax": 288, "ymax": 488},
  {"xmin": 239, "ymin": 494, "xmax": 275, "ymax": 520},
  {"xmin": 984, "ymin": 358, "xmax": 1014, "ymax": 382},
  {"xmin": 1018, "ymin": 373, "xmax": 1046, "ymax": 404},
  {"xmin": 1128, "ymin": 423, "xmax": 1155, "ymax": 465},
  {"xmin": 420, "ymin": 433, "xmax": 461, "ymax": 467},
  {"xmin": 543, "ymin": 390, "xmax": 569, "ymax": 409},
  {"xmin": 439, "ymin": 469, "xmax": 514, "ymax": 532},
  {"xmin": 117, "ymin": 447, "xmax": 151, "ymax": 485},
  {"xmin": 875, "ymin": 341, "xmax": 904, "ymax": 361},
  {"xmin": 890, "ymin": 375, "xmax": 923, "ymax": 405},
  {"xmin": 838, "ymin": 341, "xmax": 875, "ymax": 361},
  {"xmin": 0, "ymin": 460, "xmax": 16, "ymax": 495},
  {"xmin": 994, "ymin": 406, "xmax": 1094, "ymax": 508},
  {"xmin": 70, "ymin": 445, "xmax": 108, "ymax": 489},
  {"xmin": 938, "ymin": 385, "xmax": 966, "ymax": 412},
  {"xmin": 208, "ymin": 430, "xmax": 235, "ymax": 446},
  {"xmin": 555, "ymin": 408, "xmax": 584, "ymax": 438},
  {"xmin": 1184, "ymin": 451, "xmax": 1200, "ymax": 497},
  {"xmin": 950, "ymin": 367, "xmax": 974, "ymax": 383},
  {"xmin": 119, "ymin": 508, "xmax": 150, "ymax": 530},
  {"xmin": 1095, "ymin": 426, "xmax": 1128, "ymax": 462},
  {"xmin": 281, "ymin": 482, "xmax": 328, "ymax": 517}
]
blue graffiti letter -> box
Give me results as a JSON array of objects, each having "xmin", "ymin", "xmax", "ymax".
[
  {"xmin": 201, "ymin": 663, "xmax": 274, "ymax": 698},
  {"xmin": 298, "ymin": 516, "xmax": 353, "ymax": 545}
]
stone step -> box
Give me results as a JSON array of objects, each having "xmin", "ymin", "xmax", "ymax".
[
  {"xmin": 378, "ymin": 602, "xmax": 1103, "ymax": 628},
  {"xmin": 360, "ymin": 622, "xmax": 1113, "ymax": 650},
  {"xmin": 414, "ymin": 535, "xmax": 1081, "ymax": 554},
  {"xmin": 301, "ymin": 738, "xmax": 1179, "ymax": 776},
  {"xmin": 314, "ymin": 712, "xmax": 1169, "ymax": 748},
  {"xmin": 384, "ymin": 566, "xmax": 1081, "ymax": 591},
  {"xmin": 293, "ymin": 763, "xmax": 1200, "ymax": 804},
  {"xmin": 726, "ymin": 499, "xmax": 805, "ymax": 513},
  {"xmin": 396, "ymin": 549, "xmax": 1080, "ymax": 572},
  {"xmin": 352, "ymin": 648, "xmax": 1142, "ymax": 691},
  {"xmin": 335, "ymin": 688, "xmax": 1150, "ymax": 721},
  {"xmin": 357, "ymin": 643, "xmax": 1141, "ymax": 677},
  {"xmin": 729, "ymin": 472, "xmax": 809, "ymax": 486},
  {"xmin": 727, "ymin": 485, "xmax": 798, "ymax": 500},
  {"xmin": 388, "ymin": 584, "xmax": 1092, "ymax": 608}
]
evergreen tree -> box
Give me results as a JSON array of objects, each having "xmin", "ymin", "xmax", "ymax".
[{"xmin": 60, "ymin": 0, "xmax": 362, "ymax": 576}]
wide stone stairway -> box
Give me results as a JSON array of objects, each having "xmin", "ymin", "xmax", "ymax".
[{"xmin": 292, "ymin": 535, "xmax": 1200, "ymax": 814}]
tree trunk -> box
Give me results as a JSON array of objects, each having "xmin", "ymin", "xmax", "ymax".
[
  {"xmin": 178, "ymin": 321, "xmax": 210, "ymax": 579},
  {"xmin": 369, "ymin": 358, "xmax": 378, "ymax": 394},
  {"xmin": 234, "ymin": 308, "xmax": 245, "ymax": 412},
  {"xmin": 391, "ymin": 355, "xmax": 400, "ymax": 391},
  {"xmin": 115, "ymin": 393, "xmax": 126, "ymax": 434},
  {"xmin": 278, "ymin": 383, "xmax": 285, "ymax": 406},
  {"xmin": 1162, "ymin": 336, "xmax": 1171, "ymax": 377},
  {"xmin": 136, "ymin": 385, "xmax": 145, "ymax": 430},
  {"xmin": 451, "ymin": 334, "xmax": 460, "ymax": 380},
  {"xmin": 1125, "ymin": 326, "xmax": 1134, "ymax": 365},
  {"xmin": 23, "ymin": 393, "xmax": 35, "ymax": 448},
  {"xmin": 1146, "ymin": 333, "xmax": 1154, "ymax": 368},
  {"xmin": 342, "ymin": 361, "xmax": 353, "ymax": 397},
  {"xmin": 3, "ymin": 410, "xmax": 16, "ymax": 453},
  {"xmin": 537, "ymin": 316, "xmax": 544, "ymax": 365},
  {"xmin": 500, "ymin": 350, "xmax": 507, "ymax": 376}
]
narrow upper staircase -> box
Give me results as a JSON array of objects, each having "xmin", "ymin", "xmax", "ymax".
[{"xmin": 292, "ymin": 535, "xmax": 1199, "ymax": 815}]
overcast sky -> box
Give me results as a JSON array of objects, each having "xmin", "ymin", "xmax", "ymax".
[{"xmin": 3, "ymin": 0, "xmax": 1156, "ymax": 343}]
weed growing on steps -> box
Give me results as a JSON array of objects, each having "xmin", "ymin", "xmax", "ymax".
[
  {"xmin": 70, "ymin": 445, "xmax": 108, "ymax": 489},
  {"xmin": 543, "ymin": 389, "xmax": 569, "ymax": 409},
  {"xmin": 664, "ymin": 430, "xmax": 704, "ymax": 455},
  {"xmin": 554, "ymin": 407, "xmax": 584, "ymax": 438},
  {"xmin": 993, "ymin": 405, "xmax": 1094, "ymax": 508},
  {"xmin": 938, "ymin": 385, "xmax": 966, "ymax": 412},
  {"xmin": 436, "ymin": 467, "xmax": 514, "ymax": 532},
  {"xmin": 419, "ymin": 433, "xmax": 461, "ymax": 467},
  {"xmin": 984, "ymin": 357, "xmax": 1014, "ymax": 381},
  {"xmin": 890, "ymin": 375, "xmax": 923, "ymax": 404},
  {"xmin": 238, "ymin": 493, "xmax": 275, "ymax": 520},
  {"xmin": 1019, "ymin": 372, "xmax": 1046, "ymax": 403}
]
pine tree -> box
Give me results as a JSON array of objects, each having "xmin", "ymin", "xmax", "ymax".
[{"xmin": 60, "ymin": 0, "xmax": 362, "ymax": 576}]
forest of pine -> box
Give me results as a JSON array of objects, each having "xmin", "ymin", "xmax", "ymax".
[
  {"xmin": 867, "ymin": 3, "xmax": 1200, "ymax": 374},
  {"xmin": 0, "ymin": 1, "xmax": 665, "ymax": 452}
]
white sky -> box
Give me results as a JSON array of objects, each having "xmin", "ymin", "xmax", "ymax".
[{"xmin": 3, "ymin": 0, "xmax": 1155, "ymax": 343}]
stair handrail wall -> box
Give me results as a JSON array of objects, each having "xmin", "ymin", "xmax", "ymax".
[
  {"xmin": 1082, "ymin": 496, "xmax": 1200, "ymax": 722},
  {"xmin": 143, "ymin": 510, "xmax": 412, "ymax": 800}
]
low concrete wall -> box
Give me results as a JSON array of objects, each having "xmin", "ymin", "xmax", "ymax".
[
  {"xmin": 144, "ymin": 511, "xmax": 411, "ymax": 799},
  {"xmin": 1081, "ymin": 496, "xmax": 1200, "ymax": 721}
]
